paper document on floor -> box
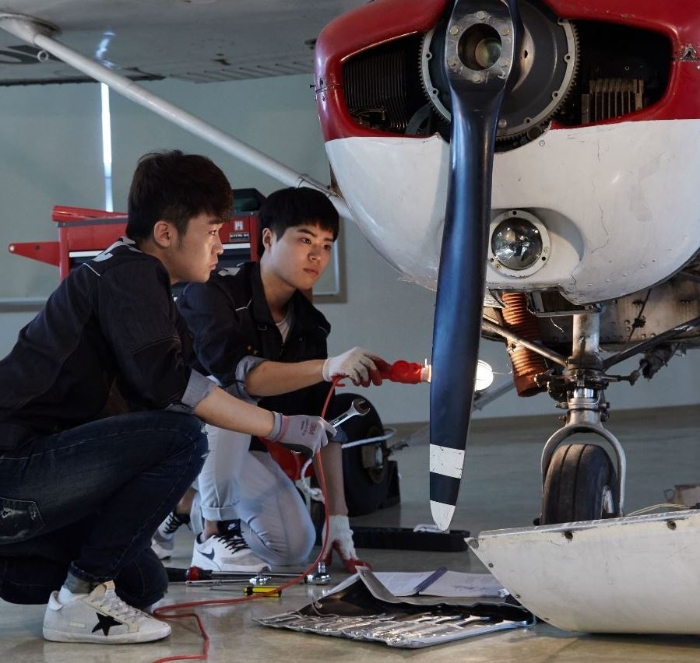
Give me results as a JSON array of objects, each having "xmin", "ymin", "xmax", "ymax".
[{"xmin": 371, "ymin": 569, "xmax": 509, "ymax": 598}]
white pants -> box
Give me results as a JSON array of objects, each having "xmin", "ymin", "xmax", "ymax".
[{"xmin": 192, "ymin": 424, "xmax": 315, "ymax": 566}]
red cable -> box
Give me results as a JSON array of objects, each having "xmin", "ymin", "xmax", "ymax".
[{"xmin": 150, "ymin": 377, "xmax": 340, "ymax": 663}]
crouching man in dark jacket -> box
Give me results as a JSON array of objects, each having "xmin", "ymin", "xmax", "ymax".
[{"xmin": 0, "ymin": 150, "xmax": 333, "ymax": 645}]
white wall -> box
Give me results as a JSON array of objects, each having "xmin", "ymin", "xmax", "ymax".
[{"xmin": 0, "ymin": 74, "xmax": 698, "ymax": 425}]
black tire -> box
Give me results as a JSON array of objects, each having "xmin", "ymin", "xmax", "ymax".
[
  {"xmin": 326, "ymin": 393, "xmax": 394, "ymax": 517},
  {"xmin": 540, "ymin": 442, "xmax": 619, "ymax": 525}
]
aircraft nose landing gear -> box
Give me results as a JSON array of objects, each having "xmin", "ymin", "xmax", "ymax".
[{"xmin": 539, "ymin": 312, "xmax": 627, "ymax": 525}]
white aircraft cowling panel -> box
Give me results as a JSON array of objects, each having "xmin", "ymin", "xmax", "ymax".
[
  {"xmin": 468, "ymin": 510, "xmax": 700, "ymax": 634},
  {"xmin": 326, "ymin": 119, "xmax": 700, "ymax": 304},
  {"xmin": 327, "ymin": 135, "xmax": 448, "ymax": 290}
]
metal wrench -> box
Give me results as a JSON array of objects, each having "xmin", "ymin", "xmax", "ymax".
[{"xmin": 328, "ymin": 397, "xmax": 370, "ymax": 428}]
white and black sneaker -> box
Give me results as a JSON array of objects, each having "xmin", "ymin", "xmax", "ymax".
[
  {"xmin": 152, "ymin": 511, "xmax": 191, "ymax": 560},
  {"xmin": 191, "ymin": 521, "xmax": 270, "ymax": 573},
  {"xmin": 43, "ymin": 581, "xmax": 171, "ymax": 644}
]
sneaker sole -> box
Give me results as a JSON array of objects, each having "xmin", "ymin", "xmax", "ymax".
[
  {"xmin": 191, "ymin": 550, "xmax": 270, "ymax": 574},
  {"xmin": 43, "ymin": 624, "xmax": 171, "ymax": 644},
  {"xmin": 151, "ymin": 540, "xmax": 175, "ymax": 560}
]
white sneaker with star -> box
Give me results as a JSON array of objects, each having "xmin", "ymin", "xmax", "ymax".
[{"xmin": 43, "ymin": 581, "xmax": 171, "ymax": 644}]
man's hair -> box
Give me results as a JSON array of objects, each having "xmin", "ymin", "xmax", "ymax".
[
  {"xmin": 257, "ymin": 187, "xmax": 339, "ymax": 258},
  {"xmin": 126, "ymin": 150, "xmax": 233, "ymax": 244}
]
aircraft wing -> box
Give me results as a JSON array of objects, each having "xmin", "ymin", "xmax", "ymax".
[{"xmin": 0, "ymin": 0, "xmax": 364, "ymax": 85}]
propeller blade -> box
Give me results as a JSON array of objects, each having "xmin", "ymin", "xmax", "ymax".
[{"xmin": 430, "ymin": 0, "xmax": 520, "ymax": 530}]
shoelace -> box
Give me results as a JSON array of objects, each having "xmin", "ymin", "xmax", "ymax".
[
  {"xmin": 95, "ymin": 588, "xmax": 148, "ymax": 625},
  {"xmin": 160, "ymin": 511, "xmax": 189, "ymax": 536},
  {"xmin": 215, "ymin": 531, "xmax": 250, "ymax": 554}
]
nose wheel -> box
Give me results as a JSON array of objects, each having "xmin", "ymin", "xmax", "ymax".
[
  {"xmin": 539, "ymin": 312, "xmax": 626, "ymax": 525},
  {"xmin": 541, "ymin": 442, "xmax": 619, "ymax": 524}
]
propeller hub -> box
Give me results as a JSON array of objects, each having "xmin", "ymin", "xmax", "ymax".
[
  {"xmin": 444, "ymin": 5, "xmax": 517, "ymax": 91},
  {"xmin": 421, "ymin": 0, "xmax": 578, "ymax": 147}
]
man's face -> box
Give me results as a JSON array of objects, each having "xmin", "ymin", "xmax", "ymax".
[
  {"xmin": 163, "ymin": 212, "xmax": 224, "ymax": 284},
  {"xmin": 263, "ymin": 222, "xmax": 335, "ymax": 291}
]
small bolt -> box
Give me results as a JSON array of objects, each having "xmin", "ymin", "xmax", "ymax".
[
  {"xmin": 306, "ymin": 561, "xmax": 332, "ymax": 585},
  {"xmin": 449, "ymin": 26, "xmax": 459, "ymax": 35}
]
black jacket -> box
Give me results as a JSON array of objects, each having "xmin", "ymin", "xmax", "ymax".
[
  {"xmin": 0, "ymin": 239, "xmax": 202, "ymax": 450},
  {"xmin": 178, "ymin": 261, "xmax": 334, "ymax": 419}
]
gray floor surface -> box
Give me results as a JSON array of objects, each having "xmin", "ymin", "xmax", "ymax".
[{"xmin": 2, "ymin": 404, "xmax": 700, "ymax": 662}]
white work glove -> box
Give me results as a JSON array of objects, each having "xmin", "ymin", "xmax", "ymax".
[
  {"xmin": 321, "ymin": 514, "xmax": 359, "ymax": 561},
  {"xmin": 267, "ymin": 412, "xmax": 335, "ymax": 459},
  {"xmin": 322, "ymin": 347, "xmax": 381, "ymax": 387}
]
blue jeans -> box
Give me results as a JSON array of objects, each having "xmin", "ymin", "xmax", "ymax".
[{"xmin": 0, "ymin": 411, "xmax": 208, "ymax": 607}]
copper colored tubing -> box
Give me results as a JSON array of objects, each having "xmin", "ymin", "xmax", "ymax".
[{"xmin": 500, "ymin": 292, "xmax": 548, "ymax": 397}]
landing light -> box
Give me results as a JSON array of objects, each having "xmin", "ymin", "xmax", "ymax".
[
  {"xmin": 489, "ymin": 210, "xmax": 550, "ymax": 277},
  {"xmin": 423, "ymin": 359, "xmax": 493, "ymax": 392},
  {"xmin": 475, "ymin": 360, "xmax": 494, "ymax": 391}
]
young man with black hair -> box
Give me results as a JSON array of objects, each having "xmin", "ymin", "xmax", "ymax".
[
  {"xmin": 0, "ymin": 152, "xmax": 333, "ymax": 645},
  {"xmin": 173, "ymin": 186, "xmax": 385, "ymax": 574}
]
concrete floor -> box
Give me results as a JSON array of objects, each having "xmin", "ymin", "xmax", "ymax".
[{"xmin": 2, "ymin": 404, "xmax": 700, "ymax": 662}]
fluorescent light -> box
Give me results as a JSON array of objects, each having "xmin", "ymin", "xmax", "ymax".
[{"xmin": 100, "ymin": 83, "xmax": 113, "ymax": 211}]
